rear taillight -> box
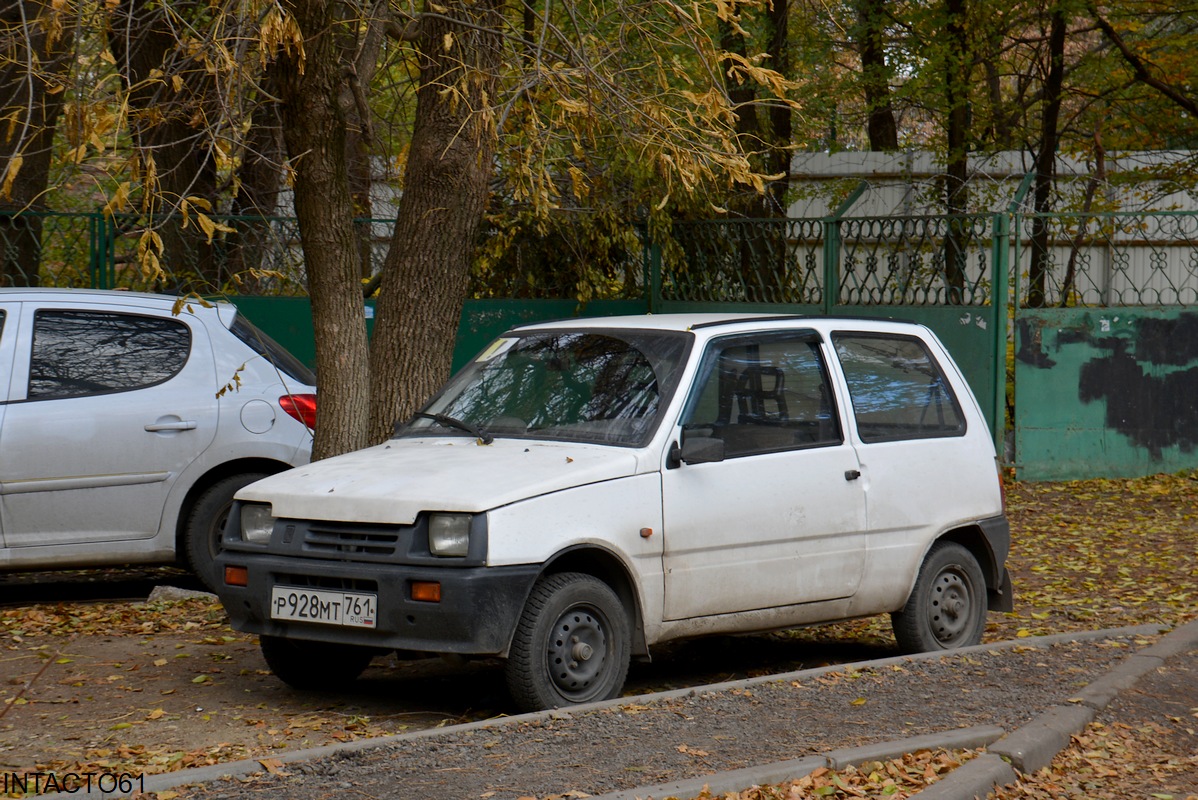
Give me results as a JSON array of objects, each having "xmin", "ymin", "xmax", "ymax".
[
  {"xmin": 996, "ymin": 459, "xmax": 1008, "ymax": 515},
  {"xmin": 279, "ymin": 393, "xmax": 317, "ymax": 429}
]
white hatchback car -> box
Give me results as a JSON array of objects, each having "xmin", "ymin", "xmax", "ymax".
[
  {"xmin": 216, "ymin": 314, "xmax": 1010, "ymax": 710},
  {"xmin": 0, "ymin": 289, "xmax": 315, "ymax": 590}
]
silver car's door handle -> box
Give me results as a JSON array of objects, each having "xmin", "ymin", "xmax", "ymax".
[{"xmin": 145, "ymin": 420, "xmax": 198, "ymax": 432}]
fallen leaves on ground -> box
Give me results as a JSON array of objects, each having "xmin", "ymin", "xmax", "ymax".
[
  {"xmin": 1, "ymin": 596, "xmax": 228, "ymax": 642},
  {"xmin": 992, "ymin": 721, "xmax": 1198, "ymax": 800},
  {"xmin": 684, "ymin": 749, "xmax": 979, "ymax": 799},
  {"xmin": 2, "ymin": 473, "xmax": 1197, "ymax": 795}
]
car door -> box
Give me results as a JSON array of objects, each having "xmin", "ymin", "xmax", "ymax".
[
  {"xmin": 829, "ymin": 331, "xmax": 988, "ymax": 565},
  {"xmin": 660, "ymin": 330, "xmax": 868, "ymax": 620},
  {"xmin": 0, "ymin": 300, "xmax": 219, "ymax": 546},
  {"xmin": 0, "ymin": 302, "xmax": 13, "ymax": 548}
]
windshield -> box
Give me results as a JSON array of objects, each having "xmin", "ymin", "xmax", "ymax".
[{"xmin": 399, "ymin": 329, "xmax": 692, "ymax": 446}]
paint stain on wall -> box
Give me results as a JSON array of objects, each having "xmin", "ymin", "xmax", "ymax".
[{"xmin": 1077, "ymin": 313, "xmax": 1198, "ymax": 459}]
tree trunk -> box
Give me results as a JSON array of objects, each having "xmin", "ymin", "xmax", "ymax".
[
  {"xmin": 941, "ymin": 0, "xmax": 970, "ymax": 302},
  {"xmin": 1026, "ymin": 7, "xmax": 1066, "ymax": 309},
  {"xmin": 0, "ymin": 0, "xmax": 72, "ymax": 286},
  {"xmin": 368, "ymin": 0, "xmax": 504, "ymax": 444},
  {"xmin": 766, "ymin": 0, "xmax": 793, "ymax": 215},
  {"xmin": 339, "ymin": 0, "xmax": 392, "ymax": 281},
  {"xmin": 854, "ymin": 0, "xmax": 899, "ymax": 151},
  {"xmin": 276, "ymin": 0, "xmax": 372, "ymax": 459}
]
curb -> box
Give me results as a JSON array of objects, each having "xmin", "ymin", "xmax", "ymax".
[
  {"xmin": 588, "ymin": 727, "xmax": 1004, "ymax": 800},
  {"xmin": 904, "ymin": 617, "xmax": 1198, "ymax": 800},
  {"xmin": 35, "ymin": 622, "xmax": 1189, "ymax": 799},
  {"xmin": 566, "ymin": 619, "xmax": 1198, "ymax": 800}
]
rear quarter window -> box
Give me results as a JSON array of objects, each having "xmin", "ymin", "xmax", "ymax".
[
  {"xmin": 28, "ymin": 310, "xmax": 191, "ymax": 399},
  {"xmin": 832, "ymin": 332, "xmax": 966, "ymax": 443},
  {"xmin": 229, "ymin": 313, "xmax": 316, "ymax": 386}
]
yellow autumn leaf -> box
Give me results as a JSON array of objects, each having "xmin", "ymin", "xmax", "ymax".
[{"xmin": 0, "ymin": 154, "xmax": 21, "ymax": 200}]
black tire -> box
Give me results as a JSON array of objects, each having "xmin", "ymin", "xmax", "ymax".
[
  {"xmin": 259, "ymin": 635, "xmax": 376, "ymax": 690},
  {"xmin": 891, "ymin": 541, "xmax": 988, "ymax": 653},
  {"xmin": 505, "ymin": 572, "xmax": 631, "ymax": 712},
  {"xmin": 183, "ymin": 472, "xmax": 267, "ymax": 592}
]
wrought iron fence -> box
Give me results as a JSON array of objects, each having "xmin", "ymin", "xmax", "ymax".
[
  {"xmin": 1015, "ymin": 211, "xmax": 1198, "ymax": 307},
  {"xmin": 665, "ymin": 219, "xmax": 825, "ymax": 304},
  {"xmin": 7, "ymin": 208, "xmax": 1196, "ymax": 310},
  {"xmin": 839, "ymin": 214, "xmax": 997, "ymax": 306}
]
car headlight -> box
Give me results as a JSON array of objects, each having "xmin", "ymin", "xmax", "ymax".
[
  {"xmin": 240, "ymin": 503, "xmax": 276, "ymax": 544},
  {"xmin": 429, "ymin": 513, "xmax": 472, "ymax": 557}
]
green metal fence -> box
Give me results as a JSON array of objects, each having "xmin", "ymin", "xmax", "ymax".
[
  {"xmin": 1012, "ymin": 210, "xmax": 1198, "ymax": 480},
  {"xmin": 0, "ymin": 205, "xmax": 1009, "ymax": 444},
  {"xmin": 12, "ymin": 202, "xmax": 1198, "ymax": 480}
]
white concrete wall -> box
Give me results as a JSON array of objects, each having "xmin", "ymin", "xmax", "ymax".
[{"xmin": 787, "ymin": 150, "xmax": 1198, "ymax": 218}]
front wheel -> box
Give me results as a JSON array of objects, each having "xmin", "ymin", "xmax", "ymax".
[
  {"xmin": 505, "ymin": 572, "xmax": 631, "ymax": 712},
  {"xmin": 259, "ymin": 635, "xmax": 377, "ymax": 689},
  {"xmin": 183, "ymin": 472, "xmax": 268, "ymax": 592},
  {"xmin": 891, "ymin": 541, "xmax": 987, "ymax": 653}
]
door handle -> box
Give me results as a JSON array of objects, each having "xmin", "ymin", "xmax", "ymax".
[
  {"xmin": 844, "ymin": 469, "xmax": 861, "ymax": 481},
  {"xmin": 145, "ymin": 420, "xmax": 197, "ymax": 432}
]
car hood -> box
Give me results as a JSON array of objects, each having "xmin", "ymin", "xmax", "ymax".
[{"xmin": 237, "ymin": 437, "xmax": 646, "ymax": 524}]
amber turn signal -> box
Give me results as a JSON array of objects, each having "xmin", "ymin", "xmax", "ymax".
[
  {"xmin": 411, "ymin": 581, "xmax": 442, "ymax": 602},
  {"xmin": 224, "ymin": 565, "xmax": 249, "ymax": 587}
]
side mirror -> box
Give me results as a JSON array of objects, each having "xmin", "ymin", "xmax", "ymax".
[{"xmin": 678, "ymin": 435, "xmax": 725, "ymax": 465}]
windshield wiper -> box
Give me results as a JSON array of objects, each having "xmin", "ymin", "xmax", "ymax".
[{"xmin": 412, "ymin": 411, "xmax": 494, "ymax": 444}]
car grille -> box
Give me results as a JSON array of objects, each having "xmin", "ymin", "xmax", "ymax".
[{"xmin": 301, "ymin": 521, "xmax": 405, "ymax": 559}]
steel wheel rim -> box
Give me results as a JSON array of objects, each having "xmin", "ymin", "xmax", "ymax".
[
  {"xmin": 928, "ymin": 567, "xmax": 976, "ymax": 645},
  {"xmin": 546, "ymin": 604, "xmax": 609, "ymax": 700},
  {"xmin": 209, "ymin": 502, "xmax": 234, "ymax": 559}
]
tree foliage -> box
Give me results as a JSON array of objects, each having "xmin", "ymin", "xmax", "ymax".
[{"xmin": 4, "ymin": 0, "xmax": 1198, "ymax": 452}]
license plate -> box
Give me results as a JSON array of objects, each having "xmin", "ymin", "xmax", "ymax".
[{"xmin": 270, "ymin": 586, "xmax": 377, "ymax": 628}]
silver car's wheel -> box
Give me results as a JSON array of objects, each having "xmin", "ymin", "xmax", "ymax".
[
  {"xmin": 891, "ymin": 542, "xmax": 987, "ymax": 653},
  {"xmin": 183, "ymin": 472, "xmax": 267, "ymax": 592}
]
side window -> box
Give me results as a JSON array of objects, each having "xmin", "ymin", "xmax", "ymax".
[
  {"xmin": 681, "ymin": 332, "xmax": 842, "ymax": 458},
  {"xmin": 29, "ymin": 310, "xmax": 191, "ymax": 399},
  {"xmin": 833, "ymin": 333, "xmax": 965, "ymax": 443}
]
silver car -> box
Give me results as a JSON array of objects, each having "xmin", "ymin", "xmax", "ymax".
[{"xmin": 0, "ymin": 289, "xmax": 315, "ymax": 590}]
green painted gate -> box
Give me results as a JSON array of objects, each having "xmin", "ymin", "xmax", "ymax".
[{"xmin": 1011, "ymin": 211, "xmax": 1198, "ymax": 480}]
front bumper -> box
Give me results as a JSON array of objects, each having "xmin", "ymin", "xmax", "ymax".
[{"xmin": 214, "ymin": 552, "xmax": 542, "ymax": 656}]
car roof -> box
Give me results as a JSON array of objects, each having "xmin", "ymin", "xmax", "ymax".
[
  {"xmin": 511, "ymin": 312, "xmax": 926, "ymax": 336},
  {"xmin": 0, "ymin": 287, "xmax": 231, "ymax": 314}
]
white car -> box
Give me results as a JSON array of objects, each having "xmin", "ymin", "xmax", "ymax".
[
  {"xmin": 216, "ymin": 314, "xmax": 1011, "ymax": 710},
  {"xmin": 0, "ymin": 289, "xmax": 316, "ymax": 590}
]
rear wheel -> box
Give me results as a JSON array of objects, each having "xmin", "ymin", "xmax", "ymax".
[
  {"xmin": 891, "ymin": 541, "xmax": 987, "ymax": 653},
  {"xmin": 505, "ymin": 572, "xmax": 631, "ymax": 712},
  {"xmin": 259, "ymin": 635, "xmax": 377, "ymax": 689},
  {"xmin": 183, "ymin": 472, "xmax": 268, "ymax": 592}
]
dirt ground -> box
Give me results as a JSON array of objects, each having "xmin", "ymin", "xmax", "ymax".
[
  {"xmin": 0, "ymin": 593, "xmax": 904, "ymax": 778},
  {"xmin": 2, "ymin": 472, "xmax": 1197, "ymax": 792}
]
